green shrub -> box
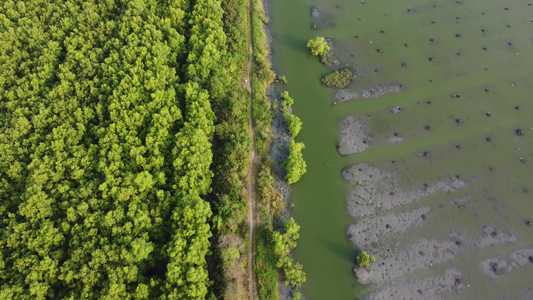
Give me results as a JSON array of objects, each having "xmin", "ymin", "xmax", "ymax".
[
  {"xmin": 280, "ymin": 91, "xmax": 302, "ymax": 137},
  {"xmin": 251, "ymin": 0, "xmax": 275, "ymax": 156},
  {"xmin": 276, "ymin": 75, "xmax": 288, "ymax": 84},
  {"xmin": 255, "ymin": 225, "xmax": 280, "ymax": 300},
  {"xmin": 322, "ymin": 69, "xmax": 354, "ymax": 88},
  {"xmin": 271, "ymin": 219, "xmax": 306, "ymax": 294},
  {"xmin": 257, "ymin": 158, "xmax": 284, "ymax": 221},
  {"xmin": 284, "ymin": 141, "xmax": 307, "ymax": 184},
  {"xmin": 281, "ymin": 91, "xmax": 294, "ymax": 107},
  {"xmin": 286, "ymin": 114, "xmax": 303, "ymax": 138},
  {"xmin": 221, "ymin": 247, "xmax": 241, "ymax": 264},
  {"xmin": 356, "ymin": 251, "xmax": 375, "ymax": 268},
  {"xmin": 307, "ymin": 37, "xmax": 330, "ymax": 56}
]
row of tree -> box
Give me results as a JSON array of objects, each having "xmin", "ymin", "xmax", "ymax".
[{"xmin": 279, "ymin": 91, "xmax": 306, "ymax": 185}]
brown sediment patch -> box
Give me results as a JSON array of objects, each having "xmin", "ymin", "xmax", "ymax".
[
  {"xmin": 335, "ymin": 89, "xmax": 359, "ymax": 102},
  {"xmin": 344, "ymin": 164, "xmax": 470, "ymax": 286},
  {"xmin": 361, "ymin": 84, "xmax": 403, "ymax": 99},
  {"xmin": 320, "ymin": 38, "xmax": 340, "ymax": 66},
  {"xmin": 480, "ymin": 258, "xmax": 511, "ymax": 279},
  {"xmin": 343, "ymin": 163, "xmax": 467, "ymax": 217},
  {"xmin": 364, "ymin": 269, "xmax": 464, "ymax": 300},
  {"xmin": 337, "ymin": 117, "xmax": 371, "ymax": 155},
  {"xmin": 352, "ymin": 237, "xmax": 461, "ymax": 284},
  {"xmin": 389, "ymin": 106, "xmax": 403, "ymax": 114},
  {"xmin": 309, "ymin": 6, "xmax": 335, "ymax": 30},
  {"xmin": 387, "ymin": 133, "xmax": 404, "ymax": 144},
  {"xmin": 480, "ymin": 247, "xmax": 533, "ymax": 279},
  {"xmin": 334, "ymin": 84, "xmax": 403, "ymax": 102},
  {"xmin": 474, "ymin": 226, "xmax": 517, "ymax": 249},
  {"xmin": 279, "ymin": 283, "xmax": 307, "ymax": 300},
  {"xmin": 310, "ymin": 6, "xmax": 319, "ymax": 18},
  {"xmin": 347, "ymin": 207, "xmax": 432, "ymax": 240}
]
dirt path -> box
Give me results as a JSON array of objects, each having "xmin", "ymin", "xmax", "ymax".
[{"xmin": 245, "ymin": 0, "xmax": 256, "ymax": 299}]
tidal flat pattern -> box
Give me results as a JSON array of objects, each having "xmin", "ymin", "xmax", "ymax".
[
  {"xmin": 331, "ymin": 0, "xmax": 533, "ymax": 298},
  {"xmin": 269, "ymin": 0, "xmax": 533, "ymax": 299}
]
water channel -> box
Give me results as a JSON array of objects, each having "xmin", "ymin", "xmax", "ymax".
[{"xmin": 269, "ymin": 0, "xmax": 533, "ymax": 299}]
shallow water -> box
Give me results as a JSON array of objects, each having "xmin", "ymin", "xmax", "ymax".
[{"xmin": 269, "ymin": 0, "xmax": 533, "ymax": 299}]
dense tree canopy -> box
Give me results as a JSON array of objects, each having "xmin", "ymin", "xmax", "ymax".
[{"xmin": 0, "ymin": 0, "xmax": 241, "ymax": 298}]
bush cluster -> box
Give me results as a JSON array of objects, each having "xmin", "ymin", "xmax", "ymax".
[
  {"xmin": 272, "ymin": 219, "xmax": 307, "ymax": 299},
  {"xmin": 356, "ymin": 251, "xmax": 376, "ymax": 268},
  {"xmin": 322, "ymin": 68, "xmax": 354, "ymax": 88}
]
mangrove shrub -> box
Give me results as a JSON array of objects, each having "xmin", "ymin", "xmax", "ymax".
[
  {"xmin": 322, "ymin": 69, "xmax": 354, "ymax": 88},
  {"xmin": 307, "ymin": 37, "xmax": 330, "ymax": 56},
  {"xmin": 356, "ymin": 251, "xmax": 376, "ymax": 268},
  {"xmin": 284, "ymin": 141, "xmax": 307, "ymax": 184}
]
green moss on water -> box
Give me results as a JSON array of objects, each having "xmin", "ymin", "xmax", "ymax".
[{"xmin": 321, "ymin": 69, "xmax": 354, "ymax": 88}]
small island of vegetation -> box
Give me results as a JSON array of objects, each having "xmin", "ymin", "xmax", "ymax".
[
  {"xmin": 307, "ymin": 36, "xmax": 336, "ymax": 65},
  {"xmin": 322, "ymin": 68, "xmax": 354, "ymax": 88}
]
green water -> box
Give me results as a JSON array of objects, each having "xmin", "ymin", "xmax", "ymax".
[{"xmin": 269, "ymin": 0, "xmax": 533, "ymax": 299}]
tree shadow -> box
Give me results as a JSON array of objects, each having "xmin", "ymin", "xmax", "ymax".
[
  {"xmin": 274, "ymin": 33, "xmax": 309, "ymax": 55},
  {"xmin": 319, "ymin": 237, "xmax": 358, "ymax": 265}
]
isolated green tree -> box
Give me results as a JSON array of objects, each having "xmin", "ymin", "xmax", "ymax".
[
  {"xmin": 356, "ymin": 251, "xmax": 375, "ymax": 268},
  {"xmin": 307, "ymin": 37, "xmax": 330, "ymax": 56},
  {"xmin": 284, "ymin": 141, "xmax": 307, "ymax": 184},
  {"xmin": 356, "ymin": 251, "xmax": 370, "ymax": 267}
]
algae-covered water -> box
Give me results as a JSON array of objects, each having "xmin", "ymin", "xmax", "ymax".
[{"xmin": 269, "ymin": 0, "xmax": 533, "ymax": 299}]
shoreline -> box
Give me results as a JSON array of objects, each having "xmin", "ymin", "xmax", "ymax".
[
  {"xmin": 253, "ymin": 0, "xmax": 307, "ymax": 299},
  {"xmin": 261, "ymin": 0, "xmax": 303, "ymax": 298}
]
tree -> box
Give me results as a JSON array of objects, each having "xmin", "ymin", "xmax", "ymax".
[
  {"xmin": 356, "ymin": 251, "xmax": 375, "ymax": 268},
  {"xmin": 286, "ymin": 114, "xmax": 303, "ymax": 138},
  {"xmin": 281, "ymin": 91, "xmax": 294, "ymax": 107},
  {"xmin": 307, "ymin": 37, "xmax": 330, "ymax": 56},
  {"xmin": 280, "ymin": 91, "xmax": 302, "ymax": 138},
  {"xmin": 271, "ymin": 219, "xmax": 306, "ymax": 295},
  {"xmin": 284, "ymin": 141, "xmax": 307, "ymax": 184}
]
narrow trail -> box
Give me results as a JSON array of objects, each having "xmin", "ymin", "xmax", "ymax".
[{"xmin": 245, "ymin": 0, "xmax": 256, "ymax": 299}]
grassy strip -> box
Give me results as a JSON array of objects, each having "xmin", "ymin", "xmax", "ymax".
[
  {"xmin": 255, "ymin": 224, "xmax": 280, "ymax": 300},
  {"xmin": 208, "ymin": 0, "xmax": 252, "ymax": 298},
  {"xmin": 257, "ymin": 157, "xmax": 285, "ymax": 222},
  {"xmin": 250, "ymin": 1, "xmax": 281, "ymax": 299},
  {"xmin": 251, "ymin": 0, "xmax": 276, "ymax": 155}
]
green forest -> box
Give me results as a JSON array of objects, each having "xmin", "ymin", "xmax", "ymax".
[{"xmin": 0, "ymin": 0, "xmax": 305, "ymax": 299}]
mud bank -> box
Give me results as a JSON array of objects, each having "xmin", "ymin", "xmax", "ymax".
[
  {"xmin": 364, "ymin": 269, "xmax": 464, "ymax": 300},
  {"xmin": 343, "ymin": 163, "xmax": 467, "ymax": 217},
  {"xmin": 309, "ymin": 6, "xmax": 336, "ymax": 31},
  {"xmin": 480, "ymin": 247, "xmax": 533, "ymax": 279},
  {"xmin": 343, "ymin": 162, "xmax": 529, "ymax": 298},
  {"xmin": 270, "ymin": 88, "xmax": 293, "ymax": 206},
  {"xmin": 337, "ymin": 117, "xmax": 371, "ymax": 155},
  {"xmin": 335, "ymin": 84, "xmax": 403, "ymax": 102}
]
